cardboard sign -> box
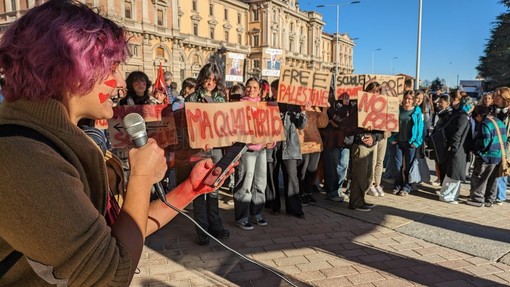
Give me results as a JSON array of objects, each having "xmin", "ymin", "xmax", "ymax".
[
  {"xmin": 357, "ymin": 91, "xmax": 400, "ymax": 132},
  {"xmin": 185, "ymin": 102, "xmax": 285, "ymax": 149},
  {"xmin": 225, "ymin": 52, "xmax": 245, "ymax": 83},
  {"xmin": 277, "ymin": 66, "xmax": 331, "ymax": 107},
  {"xmin": 262, "ymin": 48, "xmax": 284, "ymax": 77},
  {"xmin": 334, "ymin": 74, "xmax": 406, "ymax": 99},
  {"xmin": 334, "ymin": 74, "xmax": 365, "ymax": 100},
  {"xmin": 107, "ymin": 104, "xmax": 177, "ymax": 149}
]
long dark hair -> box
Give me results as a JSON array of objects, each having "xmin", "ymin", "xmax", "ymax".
[
  {"xmin": 196, "ymin": 63, "xmax": 224, "ymax": 93},
  {"xmin": 119, "ymin": 71, "xmax": 151, "ymax": 105},
  {"xmin": 180, "ymin": 77, "xmax": 197, "ymax": 98}
]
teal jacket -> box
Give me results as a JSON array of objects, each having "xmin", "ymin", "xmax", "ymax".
[{"xmin": 389, "ymin": 106, "xmax": 424, "ymax": 148}]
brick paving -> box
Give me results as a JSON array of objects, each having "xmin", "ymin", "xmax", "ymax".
[{"xmin": 132, "ymin": 178, "xmax": 510, "ymax": 287}]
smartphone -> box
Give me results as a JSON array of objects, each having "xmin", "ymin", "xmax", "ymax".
[{"xmin": 202, "ymin": 142, "xmax": 248, "ymax": 187}]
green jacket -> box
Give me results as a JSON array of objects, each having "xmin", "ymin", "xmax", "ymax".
[{"xmin": 186, "ymin": 88, "xmax": 226, "ymax": 103}]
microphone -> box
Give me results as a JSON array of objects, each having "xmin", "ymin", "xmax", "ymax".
[{"xmin": 123, "ymin": 113, "xmax": 167, "ymax": 202}]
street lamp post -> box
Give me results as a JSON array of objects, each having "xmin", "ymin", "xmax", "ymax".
[
  {"xmin": 390, "ymin": 56, "xmax": 398, "ymax": 75},
  {"xmin": 317, "ymin": 1, "xmax": 360, "ymax": 77},
  {"xmin": 371, "ymin": 48, "xmax": 381, "ymax": 74},
  {"xmin": 415, "ymin": 0, "xmax": 422, "ymax": 90},
  {"xmin": 448, "ymin": 61, "xmax": 453, "ymax": 88}
]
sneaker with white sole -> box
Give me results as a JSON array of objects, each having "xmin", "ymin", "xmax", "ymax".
[
  {"xmin": 367, "ymin": 186, "xmax": 379, "ymax": 196},
  {"xmin": 431, "ymin": 180, "xmax": 441, "ymax": 187},
  {"xmin": 236, "ymin": 221, "xmax": 254, "ymax": 230},
  {"xmin": 250, "ymin": 217, "xmax": 268, "ymax": 226},
  {"xmin": 375, "ymin": 185, "xmax": 385, "ymax": 196}
]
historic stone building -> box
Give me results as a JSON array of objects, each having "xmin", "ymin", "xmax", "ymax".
[
  {"xmin": 241, "ymin": 0, "xmax": 355, "ymax": 81},
  {"xmin": 0, "ymin": 0, "xmax": 355, "ymax": 86}
]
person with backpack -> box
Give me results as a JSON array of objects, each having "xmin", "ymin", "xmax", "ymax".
[
  {"xmin": 0, "ymin": 2, "xmax": 234, "ymax": 284},
  {"xmin": 467, "ymin": 105, "xmax": 507, "ymax": 207}
]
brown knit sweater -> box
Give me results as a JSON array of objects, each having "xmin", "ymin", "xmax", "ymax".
[{"xmin": 0, "ymin": 99, "xmax": 131, "ymax": 286}]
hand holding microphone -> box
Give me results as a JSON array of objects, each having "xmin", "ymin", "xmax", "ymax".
[{"xmin": 123, "ymin": 113, "xmax": 167, "ymax": 200}]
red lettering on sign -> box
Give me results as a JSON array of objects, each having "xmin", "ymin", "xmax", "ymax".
[
  {"xmin": 186, "ymin": 109, "xmax": 201, "ymax": 143},
  {"xmin": 245, "ymin": 106, "xmax": 255, "ymax": 136},
  {"xmin": 213, "ymin": 111, "xmax": 228, "ymax": 138},
  {"xmin": 358, "ymin": 92, "xmax": 386, "ymax": 113},
  {"xmin": 231, "ymin": 108, "xmax": 246, "ymax": 135},
  {"xmin": 201, "ymin": 111, "xmax": 213, "ymax": 140},
  {"xmin": 336, "ymin": 87, "xmax": 362, "ymax": 99},
  {"xmin": 269, "ymin": 106, "xmax": 283, "ymax": 136}
]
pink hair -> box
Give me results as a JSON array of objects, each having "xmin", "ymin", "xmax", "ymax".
[{"xmin": 0, "ymin": 0, "xmax": 129, "ymax": 102}]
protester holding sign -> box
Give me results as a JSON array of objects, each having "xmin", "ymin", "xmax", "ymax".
[
  {"xmin": 0, "ymin": 1, "xmax": 234, "ymax": 285},
  {"xmin": 186, "ymin": 63, "xmax": 230, "ymax": 245},
  {"xmin": 298, "ymin": 105, "xmax": 329, "ymax": 205},
  {"xmin": 265, "ymin": 80, "xmax": 282, "ymax": 213},
  {"xmin": 388, "ymin": 91, "xmax": 424, "ymax": 196},
  {"xmin": 118, "ymin": 71, "xmax": 152, "ymax": 106},
  {"xmin": 233, "ymin": 78, "xmax": 272, "ymax": 230},
  {"xmin": 364, "ymin": 82, "xmax": 389, "ymax": 197},
  {"xmin": 348, "ymin": 88, "xmax": 384, "ymax": 212},
  {"xmin": 266, "ymin": 80, "xmax": 308, "ymax": 218},
  {"xmin": 322, "ymin": 91, "xmax": 356, "ymax": 202}
]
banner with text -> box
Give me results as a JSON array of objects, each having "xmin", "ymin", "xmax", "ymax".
[
  {"xmin": 107, "ymin": 104, "xmax": 177, "ymax": 149},
  {"xmin": 185, "ymin": 102, "xmax": 285, "ymax": 149},
  {"xmin": 335, "ymin": 74, "xmax": 406, "ymax": 99},
  {"xmin": 277, "ymin": 66, "xmax": 331, "ymax": 107},
  {"xmin": 357, "ymin": 91, "xmax": 400, "ymax": 132}
]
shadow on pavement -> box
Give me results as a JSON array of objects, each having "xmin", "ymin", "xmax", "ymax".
[{"xmin": 138, "ymin": 197, "xmax": 509, "ymax": 287}]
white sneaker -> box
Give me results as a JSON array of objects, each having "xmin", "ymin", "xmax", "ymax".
[
  {"xmin": 368, "ymin": 186, "xmax": 379, "ymax": 196},
  {"xmin": 375, "ymin": 185, "xmax": 385, "ymax": 196}
]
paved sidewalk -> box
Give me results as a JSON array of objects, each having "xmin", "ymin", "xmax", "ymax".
[{"xmin": 131, "ymin": 178, "xmax": 510, "ymax": 287}]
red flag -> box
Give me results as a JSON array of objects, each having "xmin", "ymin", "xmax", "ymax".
[{"xmin": 153, "ymin": 63, "xmax": 166, "ymax": 93}]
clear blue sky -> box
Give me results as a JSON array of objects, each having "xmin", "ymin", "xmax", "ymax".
[{"xmin": 299, "ymin": 0, "xmax": 507, "ymax": 87}]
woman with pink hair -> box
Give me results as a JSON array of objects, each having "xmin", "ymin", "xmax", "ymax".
[{"xmin": 0, "ymin": 1, "xmax": 232, "ymax": 285}]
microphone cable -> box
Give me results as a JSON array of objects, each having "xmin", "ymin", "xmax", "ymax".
[{"xmin": 157, "ymin": 193, "xmax": 299, "ymax": 287}]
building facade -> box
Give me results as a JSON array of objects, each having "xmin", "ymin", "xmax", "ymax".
[{"xmin": 0, "ymin": 0, "xmax": 355, "ymax": 86}]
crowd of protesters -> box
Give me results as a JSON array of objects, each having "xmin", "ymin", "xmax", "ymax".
[
  {"xmin": 2, "ymin": 53, "xmax": 509, "ymax": 245},
  {"xmin": 3, "ymin": 2, "xmax": 509, "ymax": 251},
  {"xmin": 4, "ymin": 55, "xmax": 508, "ymax": 245},
  {"xmin": 5, "ymin": 2, "xmax": 510, "ymax": 285},
  {"xmin": 94, "ymin": 58, "xmax": 510, "ymax": 245}
]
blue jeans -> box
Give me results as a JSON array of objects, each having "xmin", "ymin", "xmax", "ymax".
[
  {"xmin": 496, "ymin": 176, "xmax": 507, "ymax": 202},
  {"xmin": 394, "ymin": 142, "xmax": 417, "ymax": 193},
  {"xmin": 383, "ymin": 142, "xmax": 398, "ymax": 179},
  {"xmin": 323, "ymin": 147, "xmax": 350, "ymax": 199},
  {"xmin": 233, "ymin": 150, "xmax": 267, "ymax": 223}
]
